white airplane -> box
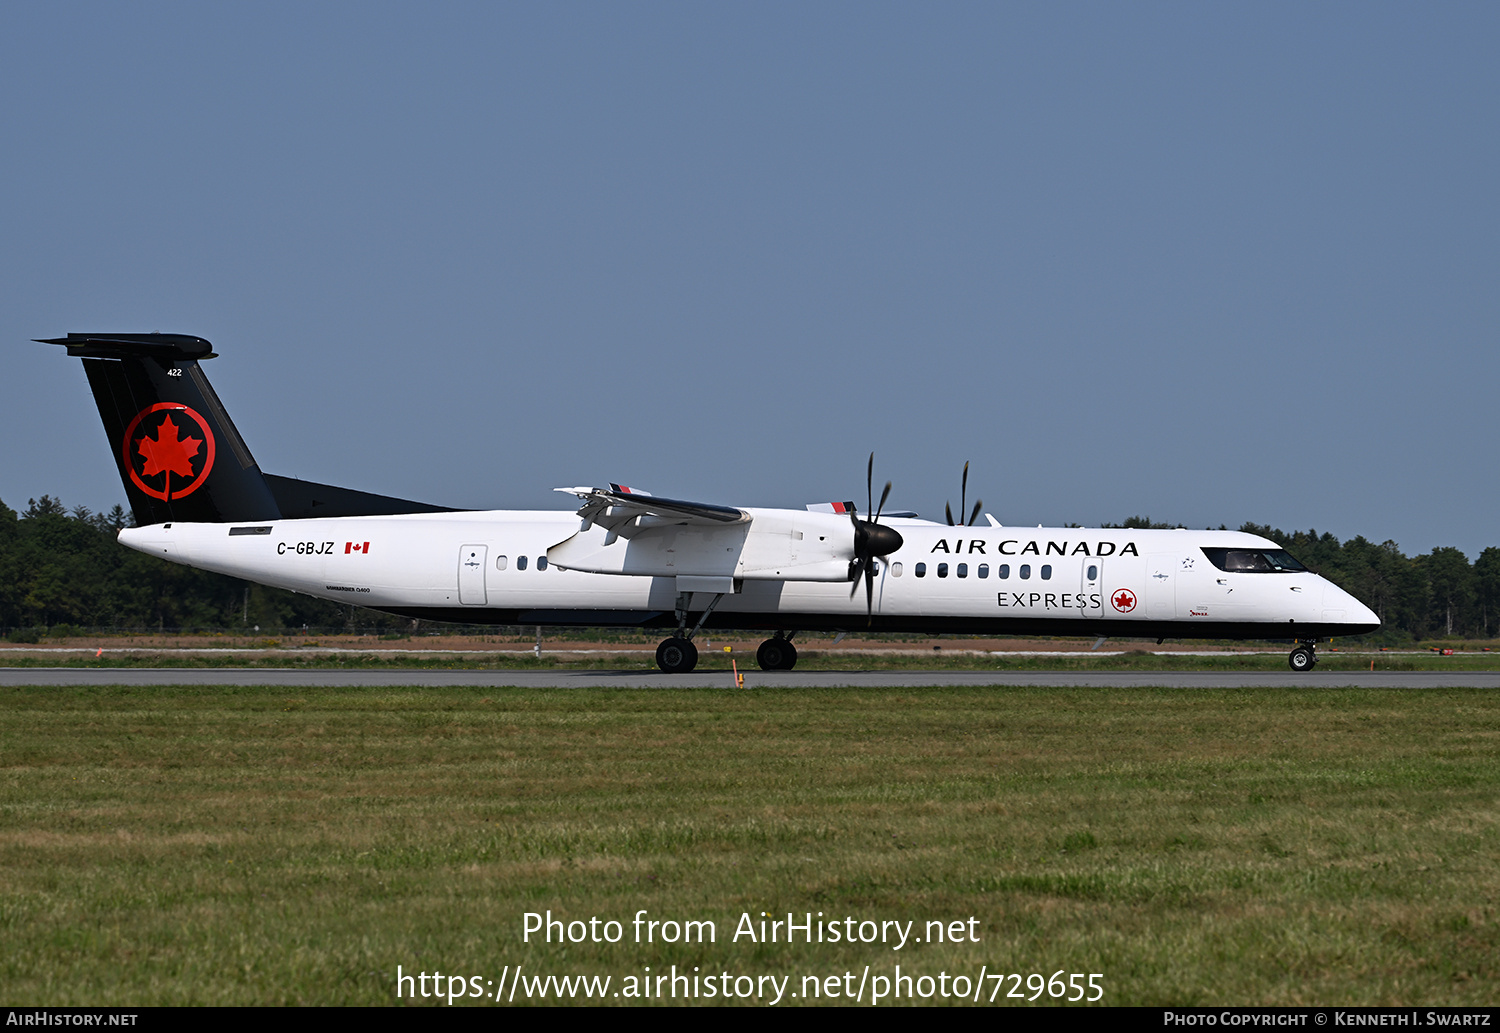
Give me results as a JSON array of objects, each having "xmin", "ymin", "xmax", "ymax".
[{"xmin": 39, "ymin": 332, "xmax": 1380, "ymax": 673}]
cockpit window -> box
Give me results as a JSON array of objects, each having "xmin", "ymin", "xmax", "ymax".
[{"xmin": 1200, "ymin": 547, "xmax": 1307, "ymax": 573}]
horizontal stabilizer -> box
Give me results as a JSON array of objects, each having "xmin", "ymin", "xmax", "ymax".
[{"xmin": 36, "ymin": 333, "xmax": 217, "ymax": 361}]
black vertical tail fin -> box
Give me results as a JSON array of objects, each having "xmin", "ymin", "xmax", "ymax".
[{"xmin": 38, "ymin": 333, "xmax": 282, "ymax": 526}]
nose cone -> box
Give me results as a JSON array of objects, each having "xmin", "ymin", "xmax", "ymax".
[{"xmin": 1322, "ymin": 581, "xmax": 1381, "ymax": 633}]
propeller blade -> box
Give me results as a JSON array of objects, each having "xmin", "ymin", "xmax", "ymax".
[
  {"xmin": 945, "ymin": 502, "xmax": 955, "ymax": 526},
  {"xmin": 848, "ymin": 556, "xmax": 866, "ymax": 598},
  {"xmin": 846, "ymin": 456, "xmax": 902, "ymax": 616},
  {"xmin": 969, "ymin": 500, "xmax": 983, "ymax": 526},
  {"xmin": 960, "ymin": 461, "xmax": 969, "ymax": 525}
]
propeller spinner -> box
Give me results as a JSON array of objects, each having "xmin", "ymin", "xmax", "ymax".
[{"xmin": 848, "ymin": 453, "xmax": 904, "ymax": 624}]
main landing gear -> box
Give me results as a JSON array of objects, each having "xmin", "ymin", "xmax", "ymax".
[
  {"xmin": 655, "ymin": 636, "xmax": 698, "ymax": 674},
  {"xmin": 756, "ymin": 632, "xmax": 798, "ymax": 671},
  {"xmin": 654, "ymin": 590, "xmax": 728, "ymax": 674},
  {"xmin": 655, "ymin": 632, "xmax": 800, "ymax": 674},
  {"xmin": 1288, "ymin": 641, "xmax": 1319, "ymax": 672}
]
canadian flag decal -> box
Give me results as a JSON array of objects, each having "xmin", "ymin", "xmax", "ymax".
[{"xmin": 345, "ymin": 542, "xmax": 370, "ymax": 554}]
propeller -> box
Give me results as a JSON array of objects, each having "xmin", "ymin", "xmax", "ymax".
[
  {"xmin": 945, "ymin": 461, "xmax": 984, "ymax": 527},
  {"xmin": 848, "ymin": 453, "xmax": 905, "ymax": 624}
]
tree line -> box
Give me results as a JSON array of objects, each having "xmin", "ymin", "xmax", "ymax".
[
  {"xmin": 0, "ymin": 496, "xmax": 386, "ymax": 636},
  {"xmin": 2, "ymin": 496, "xmax": 1497, "ymax": 641}
]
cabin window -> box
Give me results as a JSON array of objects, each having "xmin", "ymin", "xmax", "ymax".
[
  {"xmin": 1041, "ymin": 564, "xmax": 1052, "ymax": 580},
  {"xmin": 1019, "ymin": 564, "xmax": 1031, "ymax": 579},
  {"xmin": 537, "ymin": 556, "xmax": 549, "ymax": 571},
  {"xmin": 915, "ymin": 562, "xmax": 927, "ymax": 578},
  {"xmin": 517, "ymin": 555, "xmax": 528, "ymax": 570},
  {"xmin": 1087, "ymin": 564, "xmax": 1097, "ymax": 580},
  {"xmin": 978, "ymin": 563, "xmax": 989, "ymax": 579},
  {"xmin": 957, "ymin": 563, "xmax": 968, "ymax": 578},
  {"xmin": 998, "ymin": 564, "xmax": 1010, "ymax": 579},
  {"xmin": 891, "ymin": 562, "xmax": 903, "ymax": 577},
  {"xmin": 496, "ymin": 555, "xmax": 508, "ymax": 571},
  {"xmin": 937, "ymin": 563, "xmax": 949, "ymax": 578}
]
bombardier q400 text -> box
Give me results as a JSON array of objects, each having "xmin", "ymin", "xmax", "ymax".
[{"xmin": 37, "ymin": 333, "xmax": 1380, "ymax": 672}]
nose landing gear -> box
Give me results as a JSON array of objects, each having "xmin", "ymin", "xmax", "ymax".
[{"xmin": 1288, "ymin": 641, "xmax": 1318, "ymax": 671}]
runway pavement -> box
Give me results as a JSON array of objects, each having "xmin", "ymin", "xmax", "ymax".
[{"xmin": 3, "ymin": 668, "xmax": 1499, "ymax": 689}]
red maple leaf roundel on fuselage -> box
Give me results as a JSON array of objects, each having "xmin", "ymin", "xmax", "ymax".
[
  {"xmin": 1111, "ymin": 589, "xmax": 1137, "ymax": 613},
  {"xmin": 122, "ymin": 403, "xmax": 217, "ymax": 502}
]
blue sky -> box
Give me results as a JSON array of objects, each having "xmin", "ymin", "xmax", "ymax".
[{"xmin": 3, "ymin": 2, "xmax": 1496, "ymax": 559}]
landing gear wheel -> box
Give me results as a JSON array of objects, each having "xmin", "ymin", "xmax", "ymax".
[
  {"xmin": 756, "ymin": 638, "xmax": 798, "ymax": 671},
  {"xmin": 1288, "ymin": 646, "xmax": 1316, "ymax": 672},
  {"xmin": 656, "ymin": 637, "xmax": 698, "ymax": 674}
]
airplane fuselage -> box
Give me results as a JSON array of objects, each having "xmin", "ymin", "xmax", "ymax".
[{"xmin": 120, "ymin": 515, "xmax": 1379, "ymax": 640}]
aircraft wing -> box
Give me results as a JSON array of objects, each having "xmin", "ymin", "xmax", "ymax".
[
  {"xmin": 550, "ymin": 485, "xmax": 855, "ymax": 581},
  {"xmin": 554, "ymin": 484, "xmax": 748, "ymax": 542}
]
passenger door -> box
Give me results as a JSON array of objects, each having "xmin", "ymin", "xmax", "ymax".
[
  {"xmin": 458, "ymin": 544, "xmax": 488, "ymax": 605},
  {"xmin": 1079, "ymin": 558, "xmax": 1103, "ymax": 617}
]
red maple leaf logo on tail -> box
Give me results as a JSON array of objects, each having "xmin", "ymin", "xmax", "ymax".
[
  {"xmin": 122, "ymin": 403, "xmax": 216, "ymax": 502},
  {"xmin": 137, "ymin": 414, "xmax": 202, "ymax": 481}
]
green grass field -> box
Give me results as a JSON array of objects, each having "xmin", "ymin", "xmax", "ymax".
[{"xmin": 1, "ymin": 684, "xmax": 1497, "ymax": 1005}]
